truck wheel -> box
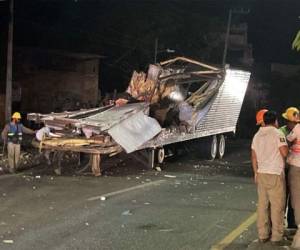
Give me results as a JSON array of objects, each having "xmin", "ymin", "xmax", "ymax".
[
  {"xmin": 157, "ymin": 148, "xmax": 165, "ymax": 164},
  {"xmin": 209, "ymin": 135, "xmax": 218, "ymax": 160},
  {"xmin": 218, "ymin": 134, "xmax": 226, "ymax": 159},
  {"xmin": 200, "ymin": 135, "xmax": 217, "ymax": 160}
]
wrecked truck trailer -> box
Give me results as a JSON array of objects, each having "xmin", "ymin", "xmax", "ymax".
[
  {"xmin": 138, "ymin": 68, "xmax": 250, "ymax": 167},
  {"xmin": 27, "ymin": 57, "xmax": 250, "ymax": 175}
]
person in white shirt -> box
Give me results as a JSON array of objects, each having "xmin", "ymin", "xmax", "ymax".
[
  {"xmin": 251, "ymin": 111, "xmax": 288, "ymax": 244},
  {"xmin": 35, "ymin": 126, "xmax": 62, "ymax": 175}
]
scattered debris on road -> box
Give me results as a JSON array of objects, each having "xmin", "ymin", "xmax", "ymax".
[
  {"xmin": 164, "ymin": 174, "xmax": 176, "ymax": 178},
  {"xmin": 3, "ymin": 239, "xmax": 14, "ymax": 244},
  {"xmin": 159, "ymin": 228, "xmax": 174, "ymax": 232},
  {"xmin": 122, "ymin": 210, "xmax": 133, "ymax": 216}
]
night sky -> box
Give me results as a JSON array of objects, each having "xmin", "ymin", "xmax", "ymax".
[{"xmin": 0, "ymin": 0, "xmax": 300, "ymax": 92}]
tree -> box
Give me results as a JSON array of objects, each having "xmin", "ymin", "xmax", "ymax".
[{"xmin": 292, "ymin": 31, "xmax": 300, "ymax": 51}]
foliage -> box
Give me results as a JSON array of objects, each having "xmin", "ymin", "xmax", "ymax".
[{"xmin": 292, "ymin": 31, "xmax": 300, "ymax": 51}]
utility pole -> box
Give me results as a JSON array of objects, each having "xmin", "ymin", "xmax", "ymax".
[
  {"xmin": 154, "ymin": 38, "xmax": 158, "ymax": 64},
  {"xmin": 222, "ymin": 9, "xmax": 232, "ymax": 67},
  {"xmin": 5, "ymin": 0, "xmax": 14, "ymax": 121},
  {"xmin": 222, "ymin": 8, "xmax": 250, "ymax": 67}
]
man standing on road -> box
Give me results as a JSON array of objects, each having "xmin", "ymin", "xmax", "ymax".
[
  {"xmin": 280, "ymin": 107, "xmax": 299, "ymax": 230},
  {"xmin": 251, "ymin": 111, "xmax": 288, "ymax": 244},
  {"xmin": 285, "ymin": 109, "xmax": 300, "ymax": 248},
  {"xmin": 1, "ymin": 112, "xmax": 36, "ymax": 173}
]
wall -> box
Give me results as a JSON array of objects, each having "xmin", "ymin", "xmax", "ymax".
[{"xmin": 19, "ymin": 58, "xmax": 99, "ymax": 113}]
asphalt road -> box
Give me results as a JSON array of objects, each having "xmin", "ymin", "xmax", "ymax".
[{"xmin": 0, "ymin": 140, "xmax": 266, "ymax": 250}]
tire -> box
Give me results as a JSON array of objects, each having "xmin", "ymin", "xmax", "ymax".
[
  {"xmin": 199, "ymin": 135, "xmax": 217, "ymax": 160},
  {"xmin": 157, "ymin": 148, "xmax": 165, "ymax": 164},
  {"xmin": 209, "ymin": 135, "xmax": 218, "ymax": 160},
  {"xmin": 217, "ymin": 134, "xmax": 226, "ymax": 159}
]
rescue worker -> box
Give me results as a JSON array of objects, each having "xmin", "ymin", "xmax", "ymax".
[
  {"xmin": 256, "ymin": 109, "xmax": 268, "ymax": 127},
  {"xmin": 280, "ymin": 107, "xmax": 300, "ymax": 136},
  {"xmin": 285, "ymin": 108, "xmax": 300, "ymax": 248},
  {"xmin": 280, "ymin": 107, "xmax": 299, "ymax": 230},
  {"xmin": 251, "ymin": 110, "xmax": 288, "ymax": 244},
  {"xmin": 1, "ymin": 112, "xmax": 35, "ymax": 173},
  {"xmin": 35, "ymin": 126, "xmax": 52, "ymax": 165},
  {"xmin": 34, "ymin": 126, "xmax": 62, "ymax": 175}
]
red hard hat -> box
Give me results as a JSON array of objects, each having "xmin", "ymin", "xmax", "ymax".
[{"xmin": 256, "ymin": 109, "xmax": 268, "ymax": 125}]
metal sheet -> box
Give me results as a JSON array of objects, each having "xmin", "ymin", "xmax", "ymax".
[
  {"xmin": 80, "ymin": 103, "xmax": 148, "ymax": 131},
  {"xmin": 108, "ymin": 110, "xmax": 161, "ymax": 153},
  {"xmin": 140, "ymin": 126, "xmax": 236, "ymax": 148},
  {"xmin": 140, "ymin": 69, "xmax": 250, "ymax": 149},
  {"xmin": 196, "ymin": 69, "xmax": 250, "ymax": 132}
]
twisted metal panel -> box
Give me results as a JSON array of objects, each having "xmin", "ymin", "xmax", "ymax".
[{"xmin": 141, "ymin": 69, "xmax": 250, "ymax": 149}]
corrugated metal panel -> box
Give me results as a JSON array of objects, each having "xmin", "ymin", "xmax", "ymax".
[
  {"xmin": 140, "ymin": 69, "xmax": 250, "ymax": 148},
  {"xmin": 108, "ymin": 110, "xmax": 161, "ymax": 153},
  {"xmin": 196, "ymin": 69, "xmax": 250, "ymax": 133},
  {"xmin": 80, "ymin": 103, "xmax": 148, "ymax": 131}
]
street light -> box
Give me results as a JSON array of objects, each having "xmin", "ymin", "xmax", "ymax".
[{"xmin": 154, "ymin": 38, "xmax": 175, "ymax": 64}]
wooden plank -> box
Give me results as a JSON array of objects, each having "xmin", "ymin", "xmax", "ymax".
[
  {"xmin": 91, "ymin": 154, "xmax": 101, "ymax": 176},
  {"xmin": 35, "ymin": 143, "xmax": 122, "ymax": 155}
]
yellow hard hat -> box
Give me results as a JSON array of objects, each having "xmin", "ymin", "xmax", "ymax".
[
  {"xmin": 282, "ymin": 107, "xmax": 300, "ymax": 122},
  {"xmin": 12, "ymin": 112, "xmax": 21, "ymax": 119}
]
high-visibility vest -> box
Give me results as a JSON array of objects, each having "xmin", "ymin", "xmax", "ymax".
[
  {"xmin": 7, "ymin": 123, "xmax": 23, "ymax": 144},
  {"xmin": 279, "ymin": 125, "xmax": 290, "ymax": 137}
]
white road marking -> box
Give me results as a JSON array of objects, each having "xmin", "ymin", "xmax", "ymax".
[{"xmin": 87, "ymin": 179, "xmax": 166, "ymax": 201}]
